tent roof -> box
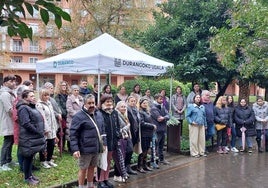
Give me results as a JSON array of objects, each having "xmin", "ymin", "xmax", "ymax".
[{"xmin": 36, "ymin": 33, "xmax": 173, "ymax": 76}]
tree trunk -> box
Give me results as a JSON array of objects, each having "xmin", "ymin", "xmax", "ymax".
[
  {"xmin": 214, "ymin": 75, "xmax": 234, "ymax": 105},
  {"xmin": 265, "ymin": 87, "xmax": 268, "ymax": 101},
  {"xmin": 238, "ymin": 79, "xmax": 250, "ymax": 103}
]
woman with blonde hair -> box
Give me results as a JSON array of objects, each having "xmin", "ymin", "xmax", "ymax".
[
  {"xmin": 214, "ymin": 96, "xmax": 232, "ymax": 154},
  {"xmin": 36, "ymin": 89, "xmax": 58, "ymax": 168}
]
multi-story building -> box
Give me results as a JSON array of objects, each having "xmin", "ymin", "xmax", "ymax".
[
  {"xmin": 0, "ymin": 0, "xmax": 165, "ymax": 88},
  {"xmin": 0, "ymin": 0, "xmax": 264, "ymax": 96}
]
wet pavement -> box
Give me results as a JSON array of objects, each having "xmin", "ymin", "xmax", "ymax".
[{"xmin": 114, "ymin": 151, "xmax": 268, "ymax": 188}]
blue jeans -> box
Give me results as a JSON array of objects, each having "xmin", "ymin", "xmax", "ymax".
[
  {"xmin": 0, "ymin": 135, "xmax": 14, "ymax": 165},
  {"xmin": 151, "ymin": 132, "xmax": 157, "ymax": 163},
  {"xmin": 156, "ymin": 131, "xmax": 165, "ymax": 162},
  {"xmin": 231, "ymin": 126, "xmax": 237, "ymax": 148},
  {"xmin": 205, "ymin": 123, "xmax": 215, "ymax": 141}
]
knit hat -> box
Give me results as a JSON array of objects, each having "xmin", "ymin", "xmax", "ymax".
[{"xmin": 139, "ymin": 97, "xmax": 148, "ymax": 105}]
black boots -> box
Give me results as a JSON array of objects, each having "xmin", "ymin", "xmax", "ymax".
[
  {"xmin": 126, "ymin": 165, "xmax": 137, "ymax": 175},
  {"xmin": 143, "ymin": 155, "xmax": 153, "ymax": 171},
  {"xmin": 256, "ymin": 138, "xmax": 264, "ymax": 153},
  {"xmin": 137, "ymin": 154, "xmax": 146, "ymax": 173}
]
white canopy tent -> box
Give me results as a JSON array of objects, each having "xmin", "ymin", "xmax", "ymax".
[
  {"xmin": 36, "ymin": 33, "xmax": 174, "ymax": 103},
  {"xmin": 36, "ymin": 33, "xmax": 173, "ymax": 75}
]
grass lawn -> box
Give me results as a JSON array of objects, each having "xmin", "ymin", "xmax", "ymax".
[{"xmin": 0, "ymin": 137, "xmax": 78, "ymax": 188}]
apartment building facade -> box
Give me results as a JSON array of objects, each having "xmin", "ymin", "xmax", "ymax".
[{"xmin": 0, "ymin": 0, "xmax": 164, "ymax": 88}]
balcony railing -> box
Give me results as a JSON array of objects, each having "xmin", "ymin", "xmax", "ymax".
[
  {"xmin": 29, "ymin": 46, "xmax": 39, "ymax": 53},
  {"xmin": 12, "ymin": 46, "xmax": 23, "ymax": 52}
]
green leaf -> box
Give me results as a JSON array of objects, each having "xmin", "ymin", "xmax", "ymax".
[
  {"xmin": 54, "ymin": 14, "xmax": 62, "ymax": 29},
  {"xmin": 59, "ymin": 10, "xmax": 71, "ymax": 22},
  {"xmin": 24, "ymin": 2, "xmax": 34, "ymax": 16},
  {"xmin": 40, "ymin": 8, "xmax": 49, "ymax": 25},
  {"xmin": 7, "ymin": 26, "xmax": 16, "ymax": 37}
]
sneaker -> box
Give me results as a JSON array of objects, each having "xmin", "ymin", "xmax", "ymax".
[
  {"xmin": 150, "ymin": 162, "xmax": 160, "ymax": 169},
  {"xmin": 222, "ymin": 147, "xmax": 228, "ymax": 154},
  {"xmin": 231, "ymin": 147, "xmax": 239, "ymax": 153},
  {"xmin": 41, "ymin": 161, "xmax": 51, "ymax": 169},
  {"xmin": 48, "ymin": 161, "xmax": 58, "ymax": 167},
  {"xmin": 217, "ymin": 147, "xmax": 223, "ymax": 154},
  {"xmin": 248, "ymin": 147, "xmax": 253, "ymax": 153},
  {"xmin": 239, "ymin": 147, "xmax": 244, "ymax": 152},
  {"xmin": 31, "ymin": 175, "xmax": 39, "ymax": 181},
  {"xmin": 225, "ymin": 146, "xmax": 230, "ymax": 151},
  {"xmin": 25, "ymin": 176, "xmax": 39, "ymax": 185},
  {"xmin": 1, "ymin": 164, "xmax": 12, "ymax": 171},
  {"xmin": 200, "ymin": 153, "xmax": 207, "ymax": 157},
  {"xmin": 113, "ymin": 176, "xmax": 126, "ymax": 182}
]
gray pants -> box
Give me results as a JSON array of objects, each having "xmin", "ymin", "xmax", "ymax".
[{"xmin": 1, "ymin": 135, "xmax": 14, "ymax": 166}]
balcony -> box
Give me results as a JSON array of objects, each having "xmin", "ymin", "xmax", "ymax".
[
  {"xmin": 10, "ymin": 45, "xmax": 41, "ymax": 54},
  {"xmin": 12, "ymin": 46, "xmax": 23, "ymax": 52}
]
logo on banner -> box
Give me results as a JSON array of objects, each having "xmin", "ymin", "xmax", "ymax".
[
  {"xmin": 113, "ymin": 58, "xmax": 164, "ymax": 70},
  {"xmin": 53, "ymin": 60, "xmax": 74, "ymax": 68},
  {"xmin": 114, "ymin": 58, "xmax": 122, "ymax": 67}
]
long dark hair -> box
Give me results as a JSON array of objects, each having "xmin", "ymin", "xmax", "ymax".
[{"xmin": 226, "ymin": 95, "xmax": 234, "ymax": 107}]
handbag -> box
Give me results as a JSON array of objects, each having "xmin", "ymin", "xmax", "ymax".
[
  {"xmin": 98, "ymin": 148, "xmax": 108, "ymax": 171},
  {"xmin": 215, "ymin": 123, "xmax": 226, "ymax": 131}
]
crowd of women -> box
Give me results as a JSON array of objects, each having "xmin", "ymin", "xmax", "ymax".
[
  {"xmin": 186, "ymin": 83, "xmax": 268, "ymax": 158},
  {"xmin": 1, "ymin": 76, "xmax": 267, "ymax": 187}
]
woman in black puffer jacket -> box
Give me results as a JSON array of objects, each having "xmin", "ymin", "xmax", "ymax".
[
  {"xmin": 234, "ymin": 98, "xmax": 255, "ymax": 152},
  {"xmin": 17, "ymin": 90, "xmax": 45, "ymax": 185},
  {"xmin": 138, "ymin": 97, "xmax": 156, "ymax": 173}
]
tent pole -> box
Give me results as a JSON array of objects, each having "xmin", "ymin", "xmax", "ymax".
[
  {"xmin": 169, "ymin": 76, "xmax": 173, "ymax": 113},
  {"xmin": 36, "ymin": 73, "xmax": 40, "ymax": 98},
  {"xmin": 109, "ymin": 72, "xmax": 111, "ymax": 85},
  {"xmin": 97, "ymin": 69, "xmax": 101, "ymax": 106}
]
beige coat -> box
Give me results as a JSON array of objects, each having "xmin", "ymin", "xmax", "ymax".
[{"xmin": 36, "ymin": 100, "xmax": 58, "ymax": 139}]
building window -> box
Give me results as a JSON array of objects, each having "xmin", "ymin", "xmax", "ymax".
[
  {"xmin": 29, "ymin": 57, "xmax": 38, "ymax": 63},
  {"xmin": 13, "ymin": 40, "xmax": 23, "ymax": 52},
  {"xmin": 29, "ymin": 40, "xmax": 39, "ymax": 52},
  {"xmin": 11, "ymin": 56, "xmax": 23, "ymax": 63}
]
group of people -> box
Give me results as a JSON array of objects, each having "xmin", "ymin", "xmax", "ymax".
[
  {"xmin": 1, "ymin": 76, "xmax": 267, "ymax": 187},
  {"xmin": 0, "ymin": 78, "xmax": 172, "ymax": 187},
  {"xmin": 186, "ymin": 83, "xmax": 268, "ymax": 158}
]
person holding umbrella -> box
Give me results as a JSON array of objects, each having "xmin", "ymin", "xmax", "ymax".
[{"xmin": 234, "ymin": 98, "xmax": 255, "ymax": 153}]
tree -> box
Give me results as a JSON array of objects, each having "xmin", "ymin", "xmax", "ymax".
[
  {"xmin": 210, "ymin": 0, "xmax": 268, "ymax": 102},
  {"xmin": 48, "ymin": 0, "xmax": 156, "ymax": 51},
  {"xmin": 0, "ymin": 0, "xmax": 71, "ymax": 40},
  {"xmin": 136, "ymin": 0, "xmax": 234, "ymax": 102}
]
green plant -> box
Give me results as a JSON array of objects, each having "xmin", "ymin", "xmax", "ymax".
[
  {"xmin": 0, "ymin": 137, "xmax": 78, "ymax": 187},
  {"xmin": 167, "ymin": 115, "xmax": 179, "ymax": 126}
]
